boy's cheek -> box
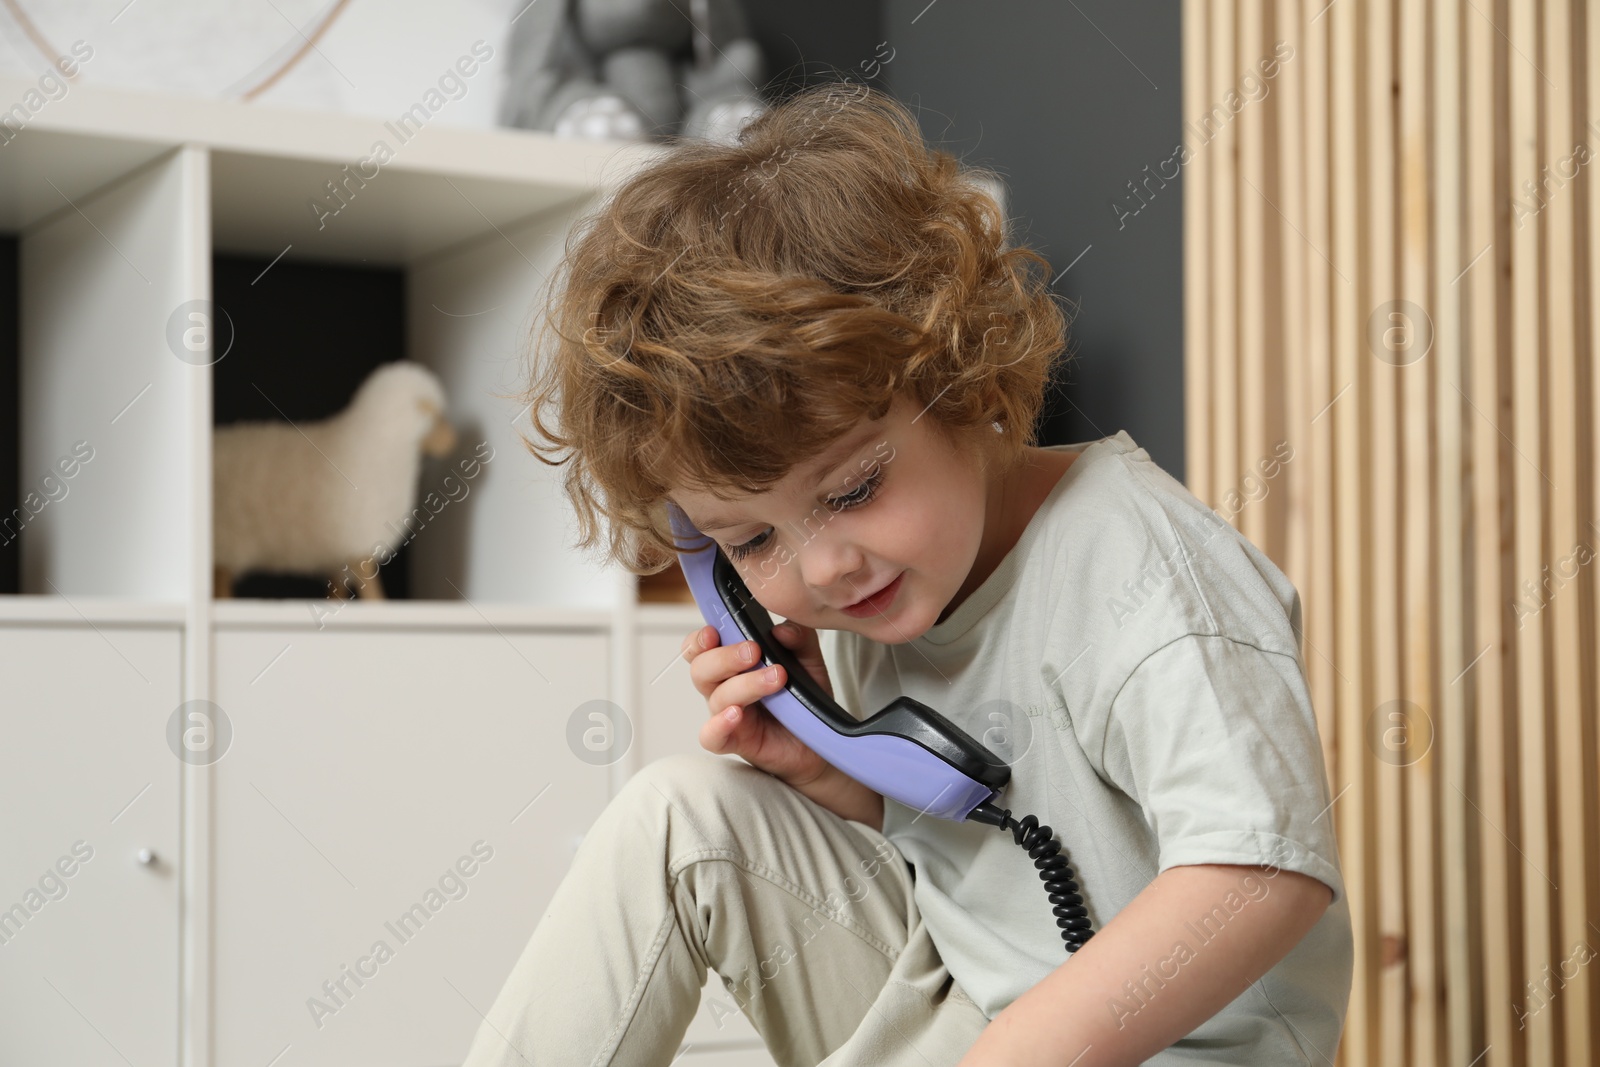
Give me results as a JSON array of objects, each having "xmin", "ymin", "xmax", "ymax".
[{"xmin": 757, "ymin": 545, "xmax": 794, "ymax": 583}]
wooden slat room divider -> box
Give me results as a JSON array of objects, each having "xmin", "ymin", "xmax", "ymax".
[{"xmin": 1181, "ymin": 2, "xmax": 1599, "ymax": 1065}]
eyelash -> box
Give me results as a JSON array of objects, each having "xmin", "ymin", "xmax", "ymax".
[{"xmin": 725, "ymin": 467, "xmax": 884, "ymax": 562}]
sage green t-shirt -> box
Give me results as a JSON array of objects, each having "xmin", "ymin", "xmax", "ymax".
[{"xmin": 820, "ymin": 430, "xmax": 1352, "ymax": 1064}]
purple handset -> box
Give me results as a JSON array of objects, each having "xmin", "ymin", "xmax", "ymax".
[{"xmin": 667, "ymin": 501, "xmax": 1009, "ymax": 821}]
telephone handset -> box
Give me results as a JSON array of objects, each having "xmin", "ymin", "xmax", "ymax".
[{"xmin": 667, "ymin": 500, "xmax": 1094, "ymax": 952}]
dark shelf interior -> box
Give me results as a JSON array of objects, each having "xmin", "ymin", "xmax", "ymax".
[{"xmin": 212, "ymin": 251, "xmax": 413, "ymax": 600}]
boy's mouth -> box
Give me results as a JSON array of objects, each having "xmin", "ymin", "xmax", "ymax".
[{"xmin": 840, "ymin": 572, "xmax": 904, "ymax": 617}]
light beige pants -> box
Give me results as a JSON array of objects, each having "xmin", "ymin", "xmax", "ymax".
[{"xmin": 459, "ymin": 751, "xmax": 992, "ymax": 1067}]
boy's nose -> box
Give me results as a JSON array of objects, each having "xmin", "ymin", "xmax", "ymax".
[{"xmin": 797, "ymin": 540, "xmax": 870, "ymax": 607}]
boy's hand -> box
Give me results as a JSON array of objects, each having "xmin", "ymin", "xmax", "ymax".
[{"xmin": 682, "ymin": 620, "xmax": 834, "ymax": 788}]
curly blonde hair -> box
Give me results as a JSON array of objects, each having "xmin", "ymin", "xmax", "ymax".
[{"xmin": 510, "ymin": 81, "xmax": 1075, "ymax": 575}]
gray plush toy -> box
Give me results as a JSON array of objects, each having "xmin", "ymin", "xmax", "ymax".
[{"xmin": 498, "ymin": 0, "xmax": 766, "ymax": 143}]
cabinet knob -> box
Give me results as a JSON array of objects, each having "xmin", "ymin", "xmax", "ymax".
[{"xmin": 137, "ymin": 848, "xmax": 156, "ymax": 866}]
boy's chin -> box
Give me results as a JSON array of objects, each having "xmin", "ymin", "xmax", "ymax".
[{"xmin": 841, "ymin": 614, "xmax": 927, "ymax": 645}]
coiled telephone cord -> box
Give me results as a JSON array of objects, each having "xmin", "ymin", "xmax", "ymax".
[{"xmin": 968, "ymin": 801, "xmax": 1095, "ymax": 953}]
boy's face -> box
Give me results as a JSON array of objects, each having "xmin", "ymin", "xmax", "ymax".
[{"xmin": 670, "ymin": 394, "xmax": 1009, "ymax": 644}]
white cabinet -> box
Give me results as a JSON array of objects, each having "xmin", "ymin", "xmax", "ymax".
[
  {"xmin": 211, "ymin": 622, "xmax": 611, "ymax": 1066},
  {"xmin": 0, "ymin": 622, "xmax": 183, "ymax": 1067},
  {"xmin": 0, "ymin": 73, "xmax": 776, "ymax": 1066}
]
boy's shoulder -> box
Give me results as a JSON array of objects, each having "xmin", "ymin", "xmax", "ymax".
[{"xmin": 1031, "ymin": 431, "xmax": 1305, "ymax": 690}]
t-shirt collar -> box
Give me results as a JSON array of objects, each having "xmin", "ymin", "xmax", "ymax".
[{"xmin": 915, "ymin": 432, "xmax": 1126, "ymax": 645}]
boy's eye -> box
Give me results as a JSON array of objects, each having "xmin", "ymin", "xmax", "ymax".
[
  {"xmin": 724, "ymin": 466, "xmax": 884, "ymax": 563},
  {"xmin": 726, "ymin": 530, "xmax": 770, "ymax": 561}
]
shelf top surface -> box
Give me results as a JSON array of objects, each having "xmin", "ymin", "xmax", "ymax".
[
  {"xmin": 0, "ymin": 76, "xmax": 672, "ymax": 262},
  {"xmin": 0, "ymin": 594, "xmax": 626, "ymax": 630},
  {"xmin": 211, "ymin": 598, "xmax": 615, "ymax": 631}
]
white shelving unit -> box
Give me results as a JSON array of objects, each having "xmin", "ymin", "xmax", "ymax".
[{"xmin": 0, "ymin": 78, "xmax": 773, "ymax": 1067}]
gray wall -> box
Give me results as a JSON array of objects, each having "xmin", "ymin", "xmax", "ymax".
[
  {"xmin": 741, "ymin": 0, "xmax": 894, "ymax": 99},
  {"xmin": 875, "ymin": 1, "xmax": 1186, "ymax": 478}
]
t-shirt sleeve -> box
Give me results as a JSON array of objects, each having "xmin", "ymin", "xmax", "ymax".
[{"xmin": 1097, "ymin": 633, "xmax": 1346, "ymax": 905}]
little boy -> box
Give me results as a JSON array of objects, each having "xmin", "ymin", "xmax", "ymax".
[{"xmin": 462, "ymin": 81, "xmax": 1351, "ymax": 1066}]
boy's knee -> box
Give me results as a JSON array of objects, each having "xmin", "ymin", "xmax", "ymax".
[
  {"xmin": 635, "ymin": 751, "xmax": 755, "ymax": 789},
  {"xmin": 619, "ymin": 751, "xmax": 763, "ymax": 815}
]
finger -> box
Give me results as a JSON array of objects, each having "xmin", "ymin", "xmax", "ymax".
[
  {"xmin": 744, "ymin": 662, "xmax": 786, "ymax": 707},
  {"xmin": 696, "ymin": 638, "xmax": 763, "ymax": 697},
  {"xmin": 709, "ymin": 658, "xmax": 784, "ymax": 719},
  {"xmin": 700, "ymin": 702, "xmax": 745, "ymax": 755},
  {"xmin": 682, "ymin": 624, "xmax": 716, "ymax": 662},
  {"xmin": 774, "ymin": 622, "xmax": 818, "ymax": 652},
  {"xmin": 688, "ymin": 633, "xmax": 747, "ymax": 697}
]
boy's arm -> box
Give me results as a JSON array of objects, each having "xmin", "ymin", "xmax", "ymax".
[
  {"xmin": 955, "ymin": 862, "xmax": 1333, "ymax": 1067},
  {"xmin": 782, "ymin": 761, "xmax": 884, "ymax": 831}
]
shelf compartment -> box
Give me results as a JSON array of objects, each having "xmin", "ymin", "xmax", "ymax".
[
  {"xmin": 204, "ymin": 197, "xmax": 635, "ymax": 608},
  {"xmin": 2, "ymin": 74, "xmax": 668, "ymax": 608},
  {"xmin": 18, "ymin": 146, "xmax": 208, "ymax": 600}
]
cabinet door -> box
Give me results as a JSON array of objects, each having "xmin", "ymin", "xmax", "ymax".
[
  {"xmin": 0, "ymin": 625, "xmax": 182, "ymax": 1066},
  {"xmin": 635, "ymin": 624, "xmax": 747, "ymax": 769},
  {"xmin": 212, "ymin": 627, "xmax": 610, "ymax": 1067}
]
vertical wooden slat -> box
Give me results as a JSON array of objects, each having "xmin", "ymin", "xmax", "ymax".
[
  {"xmin": 1465, "ymin": 2, "xmax": 1520, "ymax": 1062},
  {"xmin": 1278, "ymin": 0, "xmax": 1308, "ymax": 617},
  {"xmin": 1364, "ymin": 0, "xmax": 1410, "ymax": 1060},
  {"xmin": 1583, "ymin": 0, "xmax": 1600, "ymax": 1051},
  {"xmin": 1540, "ymin": 2, "xmax": 1593, "ymax": 1064},
  {"xmin": 1431, "ymin": 1, "xmax": 1478, "ymax": 1063},
  {"xmin": 1239, "ymin": 1, "xmax": 1268, "ymax": 550},
  {"xmin": 1273, "ymin": 0, "xmax": 1312, "ymax": 742},
  {"xmin": 1183, "ymin": 0, "xmax": 1212, "ymax": 497},
  {"xmin": 1397, "ymin": 1, "xmax": 1440, "ymax": 1063},
  {"xmin": 1211, "ymin": 5, "xmax": 1239, "ymax": 513},
  {"xmin": 1300, "ymin": 0, "xmax": 1339, "ymax": 805},
  {"xmin": 1509, "ymin": 0, "xmax": 1559, "ymax": 1062},
  {"xmin": 1330, "ymin": 0, "xmax": 1376, "ymax": 1059},
  {"xmin": 1260, "ymin": 4, "xmax": 1289, "ymax": 568}
]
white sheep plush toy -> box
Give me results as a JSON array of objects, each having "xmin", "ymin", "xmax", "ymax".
[{"xmin": 213, "ymin": 361, "xmax": 458, "ymax": 600}]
